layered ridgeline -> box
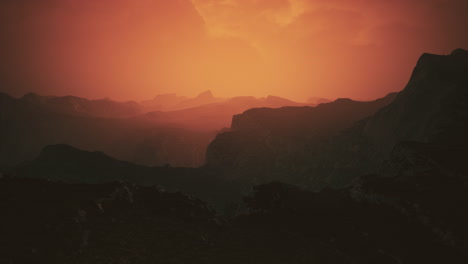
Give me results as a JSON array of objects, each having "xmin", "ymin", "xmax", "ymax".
[
  {"xmin": 0, "ymin": 91, "xmax": 310, "ymax": 169},
  {"xmin": 0, "ymin": 93, "xmax": 215, "ymax": 168},
  {"xmin": 19, "ymin": 93, "xmax": 144, "ymax": 118},
  {"xmin": 207, "ymin": 49, "xmax": 468, "ymax": 188},
  {"xmin": 4, "ymin": 50, "xmax": 468, "ymax": 262},
  {"xmin": 140, "ymin": 95, "xmax": 306, "ymax": 131}
]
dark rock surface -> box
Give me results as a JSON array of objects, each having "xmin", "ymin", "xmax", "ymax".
[
  {"xmin": 0, "ymin": 177, "xmax": 216, "ymax": 264},
  {"xmin": 1, "ymin": 177, "xmax": 465, "ymax": 264}
]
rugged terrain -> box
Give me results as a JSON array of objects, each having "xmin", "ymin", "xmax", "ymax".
[
  {"xmin": 2, "ymin": 49, "xmax": 467, "ymax": 263},
  {"xmin": 2, "ymin": 177, "xmax": 465, "ymax": 264}
]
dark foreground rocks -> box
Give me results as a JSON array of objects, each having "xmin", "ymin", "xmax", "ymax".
[{"xmin": 1, "ymin": 176, "xmax": 466, "ymax": 264}]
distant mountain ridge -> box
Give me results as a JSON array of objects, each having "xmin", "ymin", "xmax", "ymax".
[
  {"xmin": 140, "ymin": 94, "xmax": 308, "ymax": 131},
  {"xmin": 141, "ymin": 90, "xmax": 315, "ymax": 113},
  {"xmin": 13, "ymin": 144, "xmax": 246, "ymax": 208},
  {"xmin": 0, "ymin": 93, "xmax": 216, "ymax": 168},
  {"xmin": 141, "ymin": 90, "xmax": 226, "ymax": 112},
  {"xmin": 20, "ymin": 92, "xmax": 143, "ymax": 118},
  {"xmin": 230, "ymin": 93, "xmax": 397, "ymax": 132},
  {"xmin": 0, "ymin": 90, "xmax": 312, "ymax": 168}
]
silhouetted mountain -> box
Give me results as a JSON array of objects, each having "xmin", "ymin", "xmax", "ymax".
[
  {"xmin": 177, "ymin": 90, "xmax": 225, "ymax": 109},
  {"xmin": 15, "ymin": 144, "xmax": 144, "ymax": 183},
  {"xmin": 230, "ymin": 94, "xmax": 396, "ymax": 132},
  {"xmin": 206, "ymin": 49, "xmax": 468, "ymax": 189},
  {"xmin": 264, "ymin": 95, "xmax": 304, "ymax": 107},
  {"xmin": 0, "ymin": 89, "xmax": 307, "ymax": 169},
  {"xmin": 307, "ymin": 96, "xmax": 332, "ymax": 105},
  {"xmin": 141, "ymin": 90, "xmax": 226, "ymax": 112},
  {"xmin": 359, "ymin": 48, "xmax": 468, "ymax": 159},
  {"xmin": 21, "ymin": 93, "xmax": 143, "ymax": 118},
  {"xmin": 13, "ymin": 144, "xmax": 246, "ymax": 208},
  {"xmin": 308, "ymin": 48, "xmax": 468, "ymax": 187},
  {"xmin": 141, "ymin": 93, "xmax": 186, "ymax": 112}
]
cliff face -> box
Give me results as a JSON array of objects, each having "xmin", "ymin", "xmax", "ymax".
[
  {"xmin": 230, "ymin": 94, "xmax": 397, "ymax": 132},
  {"xmin": 361, "ymin": 49, "xmax": 468, "ymax": 156},
  {"xmin": 206, "ymin": 49, "xmax": 468, "ymax": 189},
  {"xmin": 316, "ymin": 49, "xmax": 468, "ymax": 186}
]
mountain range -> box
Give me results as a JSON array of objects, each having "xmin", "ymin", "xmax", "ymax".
[
  {"xmin": 2, "ymin": 49, "xmax": 467, "ymax": 263},
  {"xmin": 0, "ymin": 91, "xmax": 311, "ymax": 168},
  {"xmin": 141, "ymin": 94, "xmax": 307, "ymax": 131}
]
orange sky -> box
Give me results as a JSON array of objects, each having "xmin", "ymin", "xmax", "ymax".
[{"xmin": 1, "ymin": 0, "xmax": 467, "ymax": 101}]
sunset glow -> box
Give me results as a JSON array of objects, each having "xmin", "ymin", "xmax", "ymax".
[{"xmin": 1, "ymin": 0, "xmax": 467, "ymax": 101}]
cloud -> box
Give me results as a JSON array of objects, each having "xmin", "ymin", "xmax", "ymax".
[{"xmin": 192, "ymin": 0, "xmax": 307, "ymax": 39}]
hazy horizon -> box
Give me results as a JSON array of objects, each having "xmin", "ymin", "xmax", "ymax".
[{"xmin": 1, "ymin": 0, "xmax": 467, "ymax": 102}]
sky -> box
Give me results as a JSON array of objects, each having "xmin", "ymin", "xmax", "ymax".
[{"xmin": 1, "ymin": 0, "xmax": 467, "ymax": 101}]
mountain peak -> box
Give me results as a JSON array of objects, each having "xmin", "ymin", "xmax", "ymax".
[
  {"xmin": 416, "ymin": 48, "xmax": 467, "ymax": 69},
  {"xmin": 265, "ymin": 95, "xmax": 287, "ymax": 101},
  {"xmin": 196, "ymin": 90, "xmax": 213, "ymax": 99},
  {"xmin": 450, "ymin": 48, "xmax": 468, "ymax": 56},
  {"xmin": 21, "ymin": 92, "xmax": 41, "ymax": 99},
  {"xmin": 333, "ymin": 98, "xmax": 354, "ymax": 103},
  {"xmin": 154, "ymin": 93, "xmax": 178, "ymax": 100}
]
